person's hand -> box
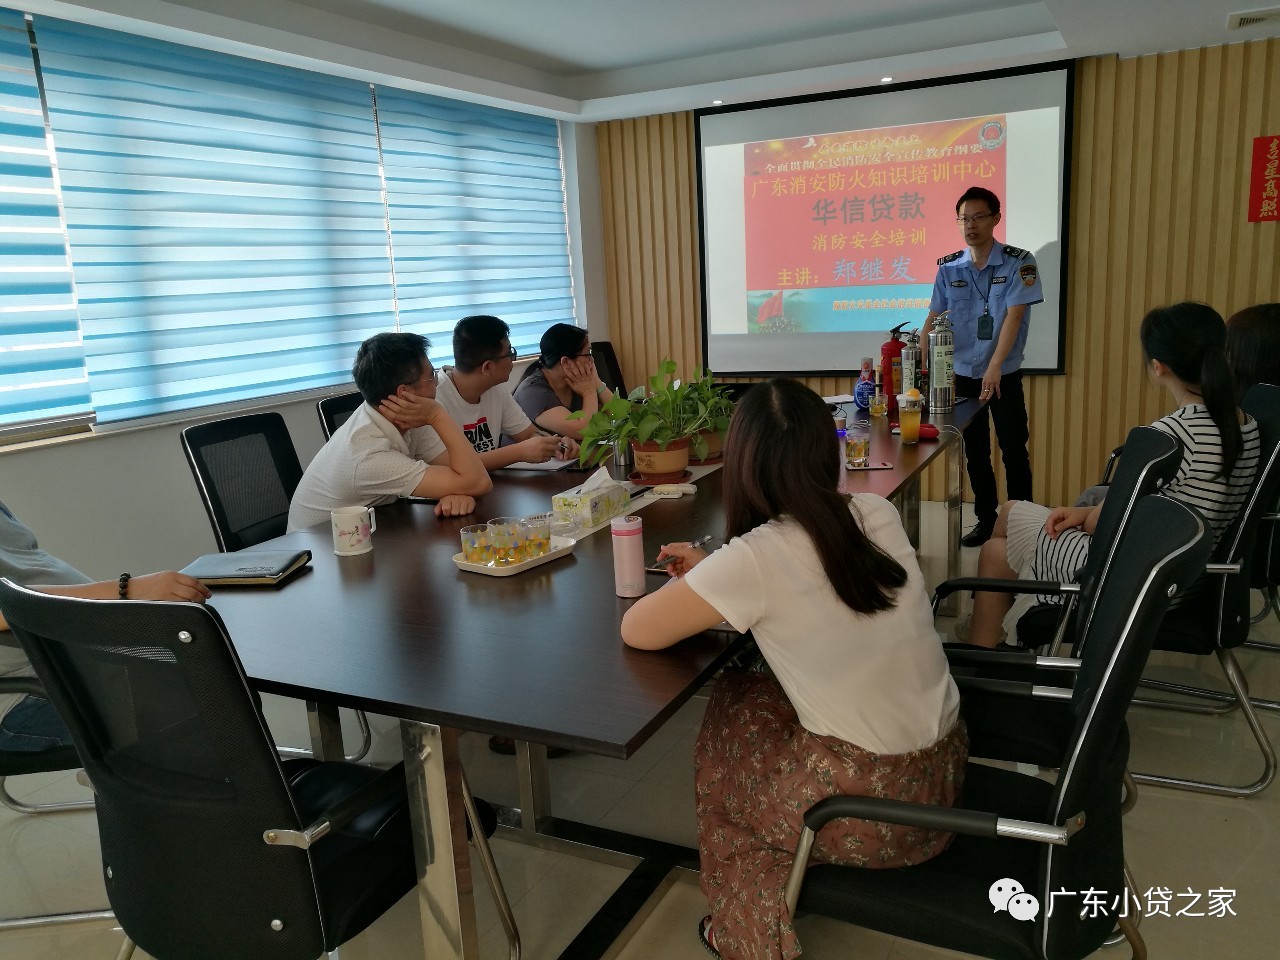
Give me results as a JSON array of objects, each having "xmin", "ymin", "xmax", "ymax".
[
  {"xmin": 561, "ymin": 357, "xmax": 600, "ymax": 395},
  {"xmin": 128, "ymin": 571, "xmax": 212, "ymax": 603},
  {"xmin": 434, "ymin": 494, "xmax": 476, "ymax": 517},
  {"xmin": 1044, "ymin": 506, "xmax": 1092, "ymax": 539},
  {"xmin": 379, "ymin": 393, "xmax": 444, "ymax": 431},
  {"xmin": 656, "ymin": 542, "xmax": 709, "ymax": 578},
  {"xmin": 980, "ymin": 362, "xmax": 1002, "ymax": 401},
  {"xmin": 555, "ymin": 436, "xmax": 580, "ymax": 460},
  {"xmin": 519, "ymin": 434, "xmax": 562, "ymax": 463}
]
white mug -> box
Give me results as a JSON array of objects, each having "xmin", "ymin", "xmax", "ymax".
[{"xmin": 331, "ymin": 505, "xmax": 376, "ymax": 556}]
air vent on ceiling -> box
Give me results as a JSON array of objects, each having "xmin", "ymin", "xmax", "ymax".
[{"xmin": 1228, "ymin": 7, "xmax": 1280, "ymax": 28}]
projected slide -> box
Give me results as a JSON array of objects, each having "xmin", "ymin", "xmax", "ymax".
[
  {"xmin": 744, "ymin": 116, "xmax": 1007, "ymax": 337},
  {"xmin": 698, "ymin": 65, "xmax": 1071, "ymax": 376}
]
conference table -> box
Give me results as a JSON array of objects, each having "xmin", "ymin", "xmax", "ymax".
[{"xmin": 208, "ymin": 397, "xmax": 980, "ymax": 960}]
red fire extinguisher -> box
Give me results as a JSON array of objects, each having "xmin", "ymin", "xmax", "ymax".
[{"xmin": 881, "ymin": 322, "xmax": 909, "ymax": 415}]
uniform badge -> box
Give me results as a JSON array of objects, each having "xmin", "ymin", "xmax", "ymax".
[
  {"xmin": 991, "ymin": 275, "xmax": 1008, "ymax": 284},
  {"xmin": 1003, "ymin": 244, "xmax": 1028, "ymax": 259},
  {"xmin": 938, "ymin": 250, "xmax": 964, "ymax": 265},
  {"xmin": 1019, "ymin": 264, "xmax": 1037, "ymax": 287},
  {"xmin": 950, "ymin": 279, "xmax": 968, "ymax": 287}
]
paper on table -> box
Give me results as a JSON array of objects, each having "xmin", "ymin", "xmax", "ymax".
[
  {"xmin": 823, "ymin": 394, "xmax": 856, "ymax": 404},
  {"xmin": 501, "ymin": 458, "xmax": 572, "ymax": 471}
]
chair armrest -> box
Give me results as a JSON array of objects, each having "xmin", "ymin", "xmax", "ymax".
[
  {"xmin": 264, "ymin": 762, "xmax": 406, "ymax": 850},
  {"xmin": 0, "ymin": 677, "xmax": 49, "ymax": 698},
  {"xmin": 932, "ymin": 578, "xmax": 1079, "ymax": 604},
  {"xmin": 944, "ymin": 646, "xmax": 1081, "ymax": 672},
  {"xmin": 1100, "ymin": 443, "xmax": 1126, "ymax": 484},
  {"xmin": 953, "ymin": 675, "xmax": 1074, "ymax": 701},
  {"xmin": 801, "ymin": 794, "xmax": 1085, "ymax": 846}
]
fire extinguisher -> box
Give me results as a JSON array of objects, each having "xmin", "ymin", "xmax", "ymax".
[{"xmin": 881, "ymin": 322, "xmax": 909, "ymax": 414}]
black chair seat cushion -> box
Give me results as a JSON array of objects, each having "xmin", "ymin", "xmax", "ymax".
[
  {"xmin": 1015, "ymin": 603, "xmax": 1066, "ymax": 650},
  {"xmin": 0, "ymin": 742, "xmax": 80, "ymax": 777},
  {"xmin": 960, "ymin": 692, "xmax": 1074, "ymax": 770},
  {"xmin": 796, "ymin": 764, "xmax": 1049, "ymax": 960}
]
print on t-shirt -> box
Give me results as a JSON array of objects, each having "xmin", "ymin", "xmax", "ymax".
[{"xmin": 463, "ymin": 416, "xmax": 497, "ymax": 452}]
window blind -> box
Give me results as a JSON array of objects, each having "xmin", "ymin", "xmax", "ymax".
[
  {"xmin": 33, "ymin": 17, "xmax": 396, "ymax": 423},
  {"xmin": 0, "ymin": 10, "xmax": 89, "ymax": 430},
  {"xmin": 376, "ymin": 88, "xmax": 574, "ymax": 362}
]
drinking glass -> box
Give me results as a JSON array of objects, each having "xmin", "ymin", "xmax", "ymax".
[
  {"xmin": 520, "ymin": 514, "xmax": 552, "ymax": 559},
  {"xmin": 845, "ymin": 422, "xmax": 871, "ymax": 468},
  {"xmin": 459, "ymin": 524, "xmax": 492, "ymax": 565},
  {"xmin": 897, "ymin": 394, "xmax": 922, "ymax": 445},
  {"xmin": 486, "ymin": 517, "xmax": 524, "ymax": 565}
]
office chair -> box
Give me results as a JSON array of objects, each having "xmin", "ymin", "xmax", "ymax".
[
  {"xmin": 0, "ymin": 579, "xmax": 516, "ymax": 960},
  {"xmin": 782, "ymin": 494, "xmax": 1211, "ymax": 960},
  {"xmin": 180, "ymin": 412, "xmax": 372, "ymax": 763},
  {"xmin": 0, "ymin": 675, "xmax": 113, "ymax": 932},
  {"xmin": 317, "ymin": 391, "xmax": 364, "ymax": 441},
  {"xmin": 1125, "ymin": 383, "xmax": 1280, "ymax": 796},
  {"xmin": 591, "ymin": 341, "xmax": 627, "ymax": 396}
]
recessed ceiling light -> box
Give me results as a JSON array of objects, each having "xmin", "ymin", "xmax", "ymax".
[
  {"xmin": 880, "ymin": 76, "xmax": 893, "ymax": 83},
  {"xmin": 711, "ymin": 99, "xmax": 723, "ymax": 105}
]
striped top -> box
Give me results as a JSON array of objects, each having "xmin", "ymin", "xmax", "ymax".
[{"xmin": 1150, "ymin": 403, "xmax": 1260, "ymax": 547}]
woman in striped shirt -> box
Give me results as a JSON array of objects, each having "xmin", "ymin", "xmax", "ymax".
[{"xmin": 964, "ymin": 302, "xmax": 1260, "ymax": 648}]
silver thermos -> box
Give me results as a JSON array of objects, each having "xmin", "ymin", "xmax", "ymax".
[
  {"xmin": 928, "ymin": 313, "xmax": 955, "ymax": 413},
  {"xmin": 900, "ymin": 330, "xmax": 922, "ymax": 395}
]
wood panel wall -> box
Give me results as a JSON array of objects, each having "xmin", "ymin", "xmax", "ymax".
[{"xmin": 596, "ymin": 39, "xmax": 1280, "ymax": 503}]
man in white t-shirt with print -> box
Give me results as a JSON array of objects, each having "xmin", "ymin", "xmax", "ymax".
[
  {"xmin": 287, "ymin": 332, "xmax": 492, "ymax": 531},
  {"xmin": 433, "ymin": 315, "xmax": 579, "ymax": 469}
]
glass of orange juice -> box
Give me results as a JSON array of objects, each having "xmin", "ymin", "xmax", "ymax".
[{"xmin": 897, "ymin": 393, "xmax": 923, "ymax": 445}]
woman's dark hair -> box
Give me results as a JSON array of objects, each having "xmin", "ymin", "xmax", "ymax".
[
  {"xmin": 517, "ymin": 323, "xmax": 589, "ymax": 384},
  {"xmin": 1140, "ymin": 302, "xmax": 1242, "ymax": 478},
  {"xmin": 721, "ymin": 379, "xmax": 907, "ymax": 614},
  {"xmin": 1226, "ymin": 303, "xmax": 1280, "ymax": 400}
]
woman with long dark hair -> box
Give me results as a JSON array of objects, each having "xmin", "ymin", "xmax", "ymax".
[
  {"xmin": 965, "ymin": 301, "xmax": 1260, "ymax": 647},
  {"xmin": 621, "ymin": 379, "xmax": 966, "ymax": 960},
  {"xmin": 1226, "ymin": 303, "xmax": 1280, "ymax": 399},
  {"xmin": 511, "ymin": 323, "xmax": 614, "ymax": 441}
]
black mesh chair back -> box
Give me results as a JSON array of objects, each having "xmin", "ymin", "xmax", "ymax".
[
  {"xmin": 591, "ymin": 341, "xmax": 627, "ymax": 396},
  {"xmin": 181, "ymin": 413, "xmax": 303, "ymax": 552},
  {"xmin": 316, "ymin": 391, "xmax": 363, "ymax": 441},
  {"xmin": 1014, "ymin": 425, "xmax": 1182, "ymax": 651},
  {"xmin": 790, "ymin": 495, "xmax": 1211, "ymax": 960},
  {"xmin": 0, "ymin": 580, "xmax": 414, "ymax": 960},
  {"xmin": 1155, "ymin": 383, "xmax": 1280, "ymax": 655}
]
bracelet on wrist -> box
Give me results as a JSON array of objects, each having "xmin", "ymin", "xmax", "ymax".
[
  {"xmin": 595, "ymin": 383, "xmax": 608, "ymax": 395},
  {"xmin": 118, "ymin": 572, "xmax": 131, "ymax": 599}
]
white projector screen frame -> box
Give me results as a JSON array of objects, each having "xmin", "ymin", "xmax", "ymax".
[{"xmin": 696, "ymin": 62, "xmax": 1074, "ymax": 377}]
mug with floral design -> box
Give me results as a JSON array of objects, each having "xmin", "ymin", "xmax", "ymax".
[{"xmin": 331, "ymin": 505, "xmax": 376, "ymax": 556}]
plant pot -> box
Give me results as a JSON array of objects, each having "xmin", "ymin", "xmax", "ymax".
[
  {"xmin": 630, "ymin": 437, "xmax": 691, "ymax": 482},
  {"xmin": 690, "ymin": 428, "xmax": 725, "ymax": 465}
]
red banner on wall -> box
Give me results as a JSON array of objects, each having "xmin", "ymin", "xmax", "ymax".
[{"xmin": 1249, "ymin": 134, "xmax": 1280, "ymax": 223}]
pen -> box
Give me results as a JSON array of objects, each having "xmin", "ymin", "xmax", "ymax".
[{"xmin": 654, "ymin": 534, "xmax": 714, "ymax": 565}]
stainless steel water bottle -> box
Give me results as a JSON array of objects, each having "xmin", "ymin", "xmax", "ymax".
[{"xmin": 928, "ymin": 313, "xmax": 954, "ymax": 413}]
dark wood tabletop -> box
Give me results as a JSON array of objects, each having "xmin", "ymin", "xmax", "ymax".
[
  {"xmin": 840, "ymin": 397, "xmax": 982, "ymax": 496},
  {"xmin": 210, "ymin": 467, "xmax": 742, "ymax": 759}
]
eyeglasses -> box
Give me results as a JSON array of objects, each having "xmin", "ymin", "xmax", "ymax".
[
  {"xmin": 416, "ymin": 366, "xmax": 438, "ymax": 385},
  {"xmin": 956, "ymin": 213, "xmax": 994, "ymax": 225},
  {"xmin": 489, "ymin": 347, "xmax": 518, "ymax": 363}
]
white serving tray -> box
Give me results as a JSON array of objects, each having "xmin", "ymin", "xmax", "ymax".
[{"xmin": 452, "ymin": 535, "xmax": 576, "ymax": 577}]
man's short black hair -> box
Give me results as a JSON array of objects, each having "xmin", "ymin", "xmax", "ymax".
[
  {"xmin": 955, "ymin": 186, "xmax": 1001, "ymax": 217},
  {"xmin": 351, "ymin": 332, "xmax": 430, "ymax": 406},
  {"xmin": 452, "ymin": 315, "xmax": 511, "ymax": 373}
]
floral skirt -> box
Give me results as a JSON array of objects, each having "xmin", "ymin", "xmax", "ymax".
[{"xmin": 695, "ymin": 671, "xmax": 968, "ymax": 960}]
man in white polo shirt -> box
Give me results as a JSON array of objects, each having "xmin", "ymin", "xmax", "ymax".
[
  {"xmin": 432, "ymin": 315, "xmax": 579, "ymax": 468},
  {"xmin": 287, "ymin": 333, "xmax": 492, "ymax": 531}
]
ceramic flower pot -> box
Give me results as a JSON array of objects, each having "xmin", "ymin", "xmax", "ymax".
[
  {"xmin": 630, "ymin": 436, "xmax": 691, "ymax": 482},
  {"xmin": 690, "ymin": 428, "xmax": 724, "ymax": 465}
]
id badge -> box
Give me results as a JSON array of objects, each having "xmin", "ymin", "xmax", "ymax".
[{"xmin": 977, "ymin": 312, "xmax": 994, "ymax": 341}]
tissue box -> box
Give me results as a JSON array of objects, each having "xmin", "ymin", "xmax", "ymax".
[{"xmin": 553, "ymin": 482, "xmax": 631, "ymax": 528}]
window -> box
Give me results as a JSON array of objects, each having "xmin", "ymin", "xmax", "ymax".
[{"xmin": 0, "ymin": 7, "xmax": 575, "ymax": 433}]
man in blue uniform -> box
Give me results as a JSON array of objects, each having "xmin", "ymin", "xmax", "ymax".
[{"xmin": 923, "ymin": 186, "xmax": 1044, "ymax": 546}]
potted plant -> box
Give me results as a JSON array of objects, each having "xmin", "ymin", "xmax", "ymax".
[
  {"xmin": 683, "ymin": 368, "xmax": 734, "ymax": 464},
  {"xmin": 576, "ymin": 359, "xmax": 703, "ymax": 481}
]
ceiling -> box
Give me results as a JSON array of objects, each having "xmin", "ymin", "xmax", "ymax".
[{"xmin": 25, "ymin": 0, "xmax": 1280, "ymax": 119}]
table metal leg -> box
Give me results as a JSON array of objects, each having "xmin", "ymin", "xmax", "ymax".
[
  {"xmin": 402, "ymin": 721, "xmax": 479, "ymax": 960},
  {"xmin": 306, "ymin": 701, "xmax": 345, "ymax": 760},
  {"xmin": 514, "ymin": 741, "xmax": 551, "ymax": 834},
  {"xmin": 938, "ymin": 430, "xmax": 965, "ymax": 617},
  {"xmin": 900, "ymin": 475, "xmax": 922, "ymax": 549}
]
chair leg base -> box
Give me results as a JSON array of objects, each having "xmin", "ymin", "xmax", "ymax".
[
  {"xmin": 0, "ymin": 909, "xmax": 114, "ymax": 931},
  {"xmin": 0, "ymin": 776, "xmax": 95, "ymax": 815}
]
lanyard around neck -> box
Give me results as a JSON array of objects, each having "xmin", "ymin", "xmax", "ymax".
[{"xmin": 968, "ymin": 263, "xmax": 995, "ymax": 316}]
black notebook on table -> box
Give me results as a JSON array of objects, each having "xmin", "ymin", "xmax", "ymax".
[{"xmin": 180, "ymin": 549, "xmax": 312, "ymax": 587}]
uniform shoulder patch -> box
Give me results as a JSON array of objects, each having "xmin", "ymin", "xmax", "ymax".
[
  {"xmin": 937, "ymin": 250, "xmax": 964, "ymax": 265},
  {"xmin": 1002, "ymin": 244, "xmax": 1029, "ymax": 259}
]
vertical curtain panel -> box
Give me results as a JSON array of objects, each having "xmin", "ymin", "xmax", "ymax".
[
  {"xmin": 33, "ymin": 17, "xmax": 395, "ymax": 423},
  {"xmin": 376, "ymin": 88, "xmax": 574, "ymax": 359},
  {"xmin": 0, "ymin": 11, "xmax": 89, "ymax": 429}
]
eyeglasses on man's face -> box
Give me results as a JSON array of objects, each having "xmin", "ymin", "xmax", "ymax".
[
  {"xmin": 956, "ymin": 213, "xmax": 994, "ymax": 225},
  {"xmin": 490, "ymin": 347, "xmax": 518, "ymax": 363},
  {"xmin": 415, "ymin": 365, "xmax": 438, "ymax": 386}
]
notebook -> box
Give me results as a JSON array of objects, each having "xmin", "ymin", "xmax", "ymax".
[{"xmin": 181, "ymin": 549, "xmax": 312, "ymax": 587}]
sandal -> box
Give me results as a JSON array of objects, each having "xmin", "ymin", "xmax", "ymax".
[{"xmin": 697, "ymin": 915, "xmax": 721, "ymax": 959}]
